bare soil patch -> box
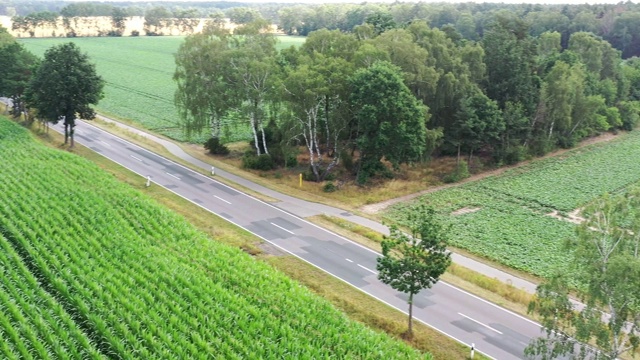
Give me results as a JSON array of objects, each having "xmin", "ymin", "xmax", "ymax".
[
  {"xmin": 451, "ymin": 207, "xmax": 482, "ymax": 216},
  {"xmin": 547, "ymin": 208, "xmax": 586, "ymax": 225}
]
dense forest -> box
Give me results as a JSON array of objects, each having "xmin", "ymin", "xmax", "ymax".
[
  {"xmin": 171, "ymin": 16, "xmax": 640, "ymax": 184},
  {"xmin": 2, "ymin": 1, "xmax": 640, "ymax": 185}
]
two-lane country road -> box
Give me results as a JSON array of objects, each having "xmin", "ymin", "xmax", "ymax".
[{"xmin": 56, "ymin": 119, "xmax": 544, "ymax": 359}]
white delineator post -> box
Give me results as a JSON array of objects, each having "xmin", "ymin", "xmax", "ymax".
[
  {"xmin": 146, "ymin": 176, "xmax": 151, "ymax": 187},
  {"xmin": 470, "ymin": 343, "xmax": 475, "ymax": 359},
  {"xmin": 211, "ymin": 166, "xmax": 215, "ymax": 176}
]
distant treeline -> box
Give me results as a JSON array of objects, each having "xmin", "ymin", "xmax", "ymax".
[{"xmin": 3, "ymin": 1, "xmax": 640, "ymax": 58}]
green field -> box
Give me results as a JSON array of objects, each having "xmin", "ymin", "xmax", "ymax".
[
  {"xmin": 19, "ymin": 35, "xmax": 306, "ymax": 144},
  {"xmin": 0, "ymin": 117, "xmax": 429, "ymax": 359},
  {"xmin": 385, "ymin": 131, "xmax": 640, "ymax": 279}
]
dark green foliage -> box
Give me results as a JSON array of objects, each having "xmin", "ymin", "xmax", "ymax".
[
  {"xmin": 204, "ymin": 137, "xmax": 230, "ymax": 155},
  {"xmin": 482, "ymin": 13, "xmax": 540, "ymax": 117},
  {"xmin": 303, "ymin": 169, "xmax": 336, "ymax": 182},
  {"xmin": 443, "ymin": 160, "xmax": 470, "ymax": 183},
  {"xmin": 0, "ymin": 39, "xmax": 39, "ymax": 119},
  {"xmin": 242, "ymin": 153, "xmax": 275, "ymax": 171},
  {"xmin": 340, "ymin": 150, "xmax": 354, "ymax": 173},
  {"xmin": 617, "ymin": 101, "xmax": 640, "ymax": 131},
  {"xmin": 365, "ymin": 11, "xmax": 396, "ymax": 35},
  {"xmin": 501, "ymin": 145, "xmax": 528, "ymax": 165},
  {"xmin": 350, "ymin": 61, "xmax": 428, "ymax": 184},
  {"xmin": 322, "ymin": 181, "xmax": 337, "ymax": 193},
  {"xmin": 25, "ymin": 42, "xmax": 104, "ymax": 147}
]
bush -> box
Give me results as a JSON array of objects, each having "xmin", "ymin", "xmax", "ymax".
[
  {"xmin": 503, "ymin": 145, "xmax": 527, "ymax": 165},
  {"xmin": 204, "ymin": 137, "xmax": 230, "ymax": 155},
  {"xmin": 340, "ymin": 150, "xmax": 354, "ymax": 172},
  {"xmin": 130, "ymin": 30, "xmax": 140, "ymax": 36},
  {"xmin": 323, "ymin": 181, "xmax": 337, "ymax": 193},
  {"xmin": 284, "ymin": 153, "xmax": 298, "ymax": 168},
  {"xmin": 302, "ymin": 170, "xmax": 317, "ymax": 182},
  {"xmin": 302, "ymin": 167, "xmax": 336, "ymax": 182},
  {"xmin": 242, "ymin": 153, "xmax": 275, "ymax": 171},
  {"xmin": 443, "ymin": 160, "xmax": 470, "ymax": 183}
]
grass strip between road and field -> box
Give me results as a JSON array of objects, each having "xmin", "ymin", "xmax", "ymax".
[{"xmin": 23, "ymin": 119, "xmax": 480, "ymax": 359}]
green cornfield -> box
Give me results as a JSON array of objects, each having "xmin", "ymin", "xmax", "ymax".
[
  {"xmin": 0, "ymin": 117, "xmax": 429, "ymax": 359},
  {"xmin": 18, "ymin": 35, "xmax": 306, "ymax": 144}
]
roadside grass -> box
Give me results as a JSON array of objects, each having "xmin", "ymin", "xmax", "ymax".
[{"xmin": 21, "ymin": 117, "xmax": 477, "ymax": 359}]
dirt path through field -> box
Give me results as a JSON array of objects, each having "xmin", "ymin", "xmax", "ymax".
[{"xmin": 360, "ymin": 132, "xmax": 619, "ymax": 214}]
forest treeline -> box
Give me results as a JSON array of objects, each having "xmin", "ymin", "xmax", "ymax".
[
  {"xmin": 172, "ymin": 15, "xmax": 640, "ymax": 184},
  {"xmin": 3, "ymin": 1, "xmax": 640, "ymax": 59}
]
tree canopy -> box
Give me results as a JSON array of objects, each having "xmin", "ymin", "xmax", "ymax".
[
  {"xmin": 376, "ymin": 205, "xmax": 452, "ymax": 338},
  {"xmin": 527, "ymin": 191, "xmax": 640, "ymax": 360},
  {"xmin": 350, "ymin": 61, "xmax": 429, "ymax": 184},
  {"xmin": 25, "ymin": 42, "xmax": 104, "ymax": 147},
  {"xmin": 0, "ymin": 28, "xmax": 38, "ymax": 118}
]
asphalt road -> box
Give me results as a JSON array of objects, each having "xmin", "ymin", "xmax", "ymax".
[{"xmin": 45, "ymin": 119, "xmax": 546, "ymax": 359}]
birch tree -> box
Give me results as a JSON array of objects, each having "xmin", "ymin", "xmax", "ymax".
[
  {"xmin": 174, "ymin": 25, "xmax": 237, "ymax": 142},
  {"xmin": 526, "ymin": 192, "xmax": 640, "ymax": 360},
  {"xmin": 228, "ymin": 22, "xmax": 278, "ymax": 155}
]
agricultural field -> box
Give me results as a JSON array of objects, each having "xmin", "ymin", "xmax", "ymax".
[
  {"xmin": 0, "ymin": 117, "xmax": 429, "ymax": 359},
  {"xmin": 385, "ymin": 130, "xmax": 640, "ymax": 279},
  {"xmin": 18, "ymin": 35, "xmax": 306, "ymax": 144}
]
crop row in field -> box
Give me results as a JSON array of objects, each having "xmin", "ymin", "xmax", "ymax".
[
  {"xmin": 0, "ymin": 233, "xmax": 104, "ymax": 360},
  {"xmin": 19, "ymin": 36, "xmax": 305, "ymax": 144},
  {"xmin": 385, "ymin": 132, "xmax": 640, "ymax": 279},
  {"xmin": 477, "ymin": 131, "xmax": 640, "ymax": 212},
  {"xmin": 0, "ymin": 117, "xmax": 429, "ymax": 359}
]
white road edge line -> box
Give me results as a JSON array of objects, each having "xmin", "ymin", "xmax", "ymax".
[
  {"xmin": 165, "ymin": 172, "xmax": 181, "ymax": 180},
  {"xmin": 345, "ymin": 258, "xmax": 353, "ymax": 263},
  {"xmin": 214, "ymin": 195, "xmax": 231, "ymax": 205},
  {"xmin": 358, "ymin": 264, "xmax": 378, "ymax": 275},
  {"xmin": 74, "ymin": 120, "xmax": 500, "ymax": 359},
  {"xmin": 130, "ymin": 155, "xmax": 143, "ymax": 162},
  {"xmin": 271, "ymin": 222, "xmax": 294, "ymax": 235},
  {"xmin": 458, "ymin": 312, "xmax": 503, "ymax": 335}
]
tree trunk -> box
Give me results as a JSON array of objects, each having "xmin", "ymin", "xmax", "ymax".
[
  {"xmin": 64, "ymin": 122, "xmax": 69, "ymax": 144},
  {"xmin": 68, "ymin": 116, "xmax": 75, "ymax": 148},
  {"xmin": 250, "ymin": 114, "xmax": 261, "ymax": 155},
  {"xmin": 210, "ymin": 113, "xmax": 221, "ymax": 139},
  {"xmin": 456, "ymin": 144, "xmax": 461, "ymax": 165},
  {"xmin": 259, "ymin": 120, "xmax": 269, "ymax": 155},
  {"xmin": 407, "ymin": 292, "xmax": 414, "ymax": 339}
]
